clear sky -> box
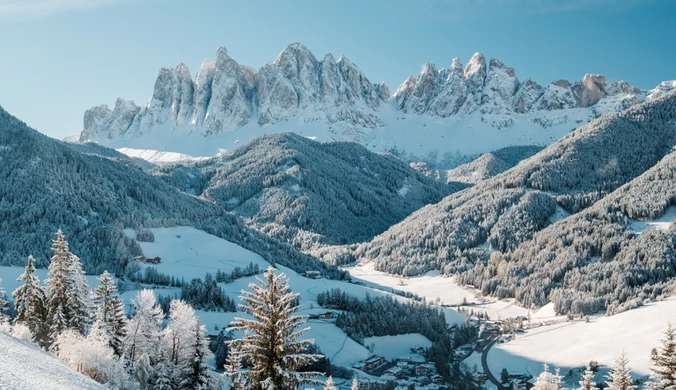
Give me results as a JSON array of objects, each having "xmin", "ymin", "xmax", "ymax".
[{"xmin": 0, "ymin": 0, "xmax": 674, "ymax": 139}]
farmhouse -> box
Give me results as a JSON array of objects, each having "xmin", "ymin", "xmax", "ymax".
[{"xmin": 305, "ymin": 270, "xmax": 322, "ymax": 279}]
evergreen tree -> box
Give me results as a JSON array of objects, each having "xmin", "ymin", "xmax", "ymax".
[
  {"xmin": 0, "ymin": 276, "xmax": 9, "ymax": 324},
  {"xmin": 180, "ymin": 322, "xmax": 218, "ymax": 390},
  {"xmin": 45, "ymin": 230, "xmax": 72, "ymax": 342},
  {"xmin": 351, "ymin": 378, "xmax": 359, "ymax": 390},
  {"xmin": 149, "ymin": 351, "xmax": 174, "ymax": 390},
  {"xmin": 606, "ymin": 353, "xmax": 636, "ymax": 390},
  {"xmin": 13, "ymin": 255, "xmax": 49, "ymax": 345},
  {"xmin": 579, "ymin": 364, "xmax": 599, "ymax": 390},
  {"xmin": 49, "ymin": 304, "xmax": 68, "ymax": 349},
  {"xmin": 647, "ymin": 325, "xmax": 676, "ymax": 390},
  {"xmin": 225, "ymin": 340, "xmax": 245, "ymax": 390},
  {"xmin": 325, "ymin": 376, "xmax": 337, "ymax": 390},
  {"xmin": 211, "ymin": 330, "xmax": 228, "ymax": 371},
  {"xmin": 67, "ymin": 253, "xmax": 90, "ymax": 335},
  {"xmin": 94, "ymin": 270, "xmax": 127, "ymax": 356},
  {"xmin": 227, "ymin": 266, "xmax": 323, "ymax": 389},
  {"xmin": 502, "ymin": 368, "xmax": 510, "ymax": 384}
]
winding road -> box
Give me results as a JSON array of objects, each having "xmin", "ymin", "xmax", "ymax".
[{"xmin": 481, "ymin": 337, "xmax": 507, "ymax": 390}]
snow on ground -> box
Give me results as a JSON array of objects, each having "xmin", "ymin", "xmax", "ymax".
[
  {"xmin": 97, "ymin": 106, "xmax": 592, "ymax": 169},
  {"xmin": 363, "ymin": 333, "xmax": 432, "ymax": 360},
  {"xmin": 461, "ymin": 351, "xmax": 484, "ymax": 375},
  {"xmin": 345, "ymin": 262, "xmax": 475, "ymax": 307},
  {"xmin": 124, "ymin": 227, "xmax": 270, "ymax": 281},
  {"xmin": 117, "ymin": 147, "xmax": 208, "ymax": 164},
  {"xmin": 627, "ymin": 205, "xmax": 676, "ymax": 234},
  {"xmin": 487, "ymin": 298, "xmax": 676, "ymax": 377},
  {"xmin": 0, "ymin": 332, "xmax": 106, "ymax": 390},
  {"xmin": 548, "ymin": 205, "xmax": 571, "ymax": 225},
  {"xmin": 460, "ymin": 299, "xmax": 530, "ymax": 321}
]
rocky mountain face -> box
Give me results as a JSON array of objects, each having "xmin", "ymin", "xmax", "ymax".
[
  {"xmin": 81, "ymin": 43, "xmax": 669, "ymax": 169},
  {"xmin": 394, "ymin": 54, "xmax": 642, "ymax": 127},
  {"xmin": 81, "ymin": 43, "xmax": 386, "ymax": 142}
]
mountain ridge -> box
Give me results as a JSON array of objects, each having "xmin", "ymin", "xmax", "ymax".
[{"xmin": 79, "ymin": 43, "xmax": 670, "ymax": 168}]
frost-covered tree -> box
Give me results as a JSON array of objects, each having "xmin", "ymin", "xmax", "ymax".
[
  {"xmin": 533, "ymin": 364, "xmax": 563, "ymax": 390},
  {"xmin": 12, "ymin": 255, "xmax": 48, "ymax": 345},
  {"xmin": 225, "ymin": 339, "xmax": 245, "ymax": 390},
  {"xmin": 45, "ymin": 230, "xmax": 72, "ymax": 340},
  {"xmin": 0, "ymin": 276, "xmax": 9, "ymax": 324},
  {"xmin": 579, "ymin": 364, "xmax": 598, "ymax": 390},
  {"xmin": 124, "ymin": 289, "xmax": 164, "ymax": 366},
  {"xmin": 180, "ymin": 322, "xmax": 219, "ymax": 390},
  {"xmin": 227, "ymin": 266, "xmax": 323, "ymax": 389},
  {"xmin": 324, "ymin": 376, "xmax": 337, "ymax": 390},
  {"xmin": 164, "ymin": 299, "xmax": 197, "ymax": 366},
  {"xmin": 606, "ymin": 353, "xmax": 636, "ymax": 390},
  {"xmin": 351, "ymin": 378, "xmax": 359, "ymax": 390},
  {"xmin": 647, "ymin": 325, "xmax": 676, "ymax": 390},
  {"xmin": 93, "ymin": 270, "xmax": 127, "ymax": 356},
  {"xmin": 67, "ymin": 253, "xmax": 90, "ymax": 335}
]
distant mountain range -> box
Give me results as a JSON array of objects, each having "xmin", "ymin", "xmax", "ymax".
[{"xmin": 78, "ymin": 43, "xmax": 676, "ymax": 168}]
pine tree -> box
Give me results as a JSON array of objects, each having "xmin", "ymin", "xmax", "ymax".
[
  {"xmin": 49, "ymin": 303, "xmax": 68, "ymax": 349},
  {"xmin": 180, "ymin": 322, "xmax": 218, "ymax": 390},
  {"xmin": 606, "ymin": 353, "xmax": 636, "ymax": 390},
  {"xmin": 149, "ymin": 351, "xmax": 175, "ymax": 390},
  {"xmin": 351, "ymin": 378, "xmax": 359, "ymax": 390},
  {"xmin": 579, "ymin": 364, "xmax": 599, "ymax": 390},
  {"xmin": 225, "ymin": 340, "xmax": 245, "ymax": 390},
  {"xmin": 0, "ymin": 276, "xmax": 9, "ymax": 324},
  {"xmin": 67, "ymin": 253, "xmax": 90, "ymax": 335},
  {"xmin": 13, "ymin": 255, "xmax": 49, "ymax": 345},
  {"xmin": 647, "ymin": 325, "xmax": 676, "ymax": 390},
  {"xmin": 94, "ymin": 270, "xmax": 127, "ymax": 356},
  {"xmin": 227, "ymin": 266, "xmax": 323, "ymax": 390},
  {"xmin": 46, "ymin": 230, "xmax": 72, "ymax": 342},
  {"xmin": 325, "ymin": 376, "xmax": 337, "ymax": 390}
]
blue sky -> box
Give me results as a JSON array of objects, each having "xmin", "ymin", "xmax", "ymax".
[{"xmin": 0, "ymin": 0, "xmax": 674, "ymax": 139}]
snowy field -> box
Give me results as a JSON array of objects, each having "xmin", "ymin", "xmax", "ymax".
[
  {"xmin": 487, "ymin": 299, "xmax": 676, "ymax": 377},
  {"xmin": 363, "ymin": 334, "xmax": 432, "ymax": 360},
  {"xmin": 627, "ymin": 205, "xmax": 676, "ymax": 234},
  {"xmin": 124, "ymin": 227, "xmax": 270, "ymax": 281},
  {"xmin": 117, "ymin": 147, "xmax": 208, "ymax": 164},
  {"xmin": 0, "ymin": 332, "xmax": 105, "ymax": 390},
  {"xmin": 345, "ymin": 262, "xmax": 475, "ymax": 306}
]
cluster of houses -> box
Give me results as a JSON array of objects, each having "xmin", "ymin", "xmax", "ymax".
[{"xmin": 353, "ymin": 352, "xmax": 448, "ymax": 390}]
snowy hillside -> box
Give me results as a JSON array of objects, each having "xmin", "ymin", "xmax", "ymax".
[
  {"xmin": 152, "ymin": 132, "xmax": 464, "ymax": 250},
  {"xmin": 79, "ymin": 43, "xmax": 668, "ymax": 168},
  {"xmin": 487, "ymin": 299, "xmax": 676, "ymax": 377},
  {"xmin": 0, "ymin": 332, "xmax": 106, "ymax": 390}
]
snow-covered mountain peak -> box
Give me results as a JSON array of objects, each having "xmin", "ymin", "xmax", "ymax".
[{"xmin": 81, "ymin": 44, "xmax": 660, "ymax": 168}]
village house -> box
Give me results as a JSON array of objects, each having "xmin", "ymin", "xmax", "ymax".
[
  {"xmin": 304, "ymin": 270, "xmax": 321, "ymax": 279},
  {"xmin": 355, "ymin": 355, "xmax": 387, "ymax": 373}
]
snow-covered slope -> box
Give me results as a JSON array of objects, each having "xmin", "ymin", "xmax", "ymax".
[
  {"xmin": 0, "ymin": 332, "xmax": 106, "ymax": 390},
  {"xmin": 79, "ymin": 43, "xmax": 667, "ymax": 168},
  {"xmin": 153, "ymin": 133, "xmax": 465, "ymax": 249}
]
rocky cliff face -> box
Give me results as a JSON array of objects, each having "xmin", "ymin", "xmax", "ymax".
[
  {"xmin": 393, "ymin": 52, "xmax": 644, "ymax": 126},
  {"xmin": 81, "ymin": 43, "xmax": 386, "ymax": 142},
  {"xmin": 81, "ymin": 43, "xmax": 662, "ymax": 165}
]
